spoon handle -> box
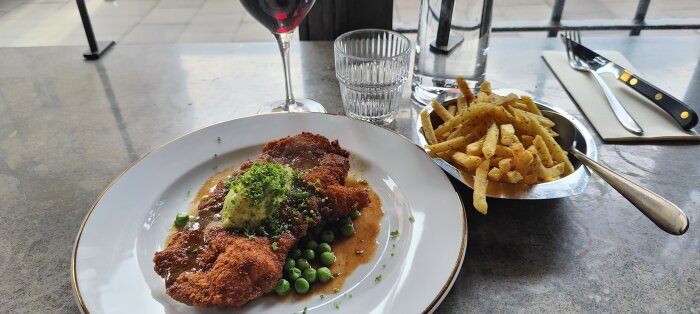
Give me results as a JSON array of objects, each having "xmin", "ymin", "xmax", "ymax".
[{"xmin": 571, "ymin": 148, "xmax": 689, "ymax": 235}]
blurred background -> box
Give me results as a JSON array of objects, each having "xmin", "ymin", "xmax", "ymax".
[{"xmin": 0, "ymin": 0, "xmax": 697, "ymax": 47}]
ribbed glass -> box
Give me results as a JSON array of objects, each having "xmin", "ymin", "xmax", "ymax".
[{"xmin": 334, "ymin": 29, "xmax": 411, "ymax": 126}]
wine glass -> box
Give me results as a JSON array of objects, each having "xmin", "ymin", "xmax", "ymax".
[{"xmin": 240, "ymin": 0, "xmax": 326, "ymax": 113}]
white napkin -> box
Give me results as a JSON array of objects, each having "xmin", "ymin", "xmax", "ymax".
[{"xmin": 542, "ymin": 50, "xmax": 700, "ymax": 141}]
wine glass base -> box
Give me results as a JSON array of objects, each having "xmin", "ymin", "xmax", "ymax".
[{"xmin": 257, "ymin": 99, "xmax": 327, "ymax": 114}]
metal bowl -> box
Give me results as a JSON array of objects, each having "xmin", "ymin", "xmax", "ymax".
[{"xmin": 416, "ymin": 90, "xmax": 597, "ymax": 200}]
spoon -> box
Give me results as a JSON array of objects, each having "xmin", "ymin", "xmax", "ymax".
[{"xmin": 546, "ymin": 110, "xmax": 689, "ymax": 235}]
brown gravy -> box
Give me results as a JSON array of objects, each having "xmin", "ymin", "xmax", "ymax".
[
  {"xmin": 295, "ymin": 178, "xmax": 383, "ymax": 299},
  {"xmin": 167, "ymin": 167, "xmax": 384, "ymax": 299}
]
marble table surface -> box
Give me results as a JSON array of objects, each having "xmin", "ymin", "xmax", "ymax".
[{"xmin": 0, "ymin": 37, "xmax": 698, "ymax": 313}]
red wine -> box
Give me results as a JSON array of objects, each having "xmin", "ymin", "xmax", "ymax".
[{"xmin": 240, "ymin": 0, "xmax": 316, "ymax": 34}]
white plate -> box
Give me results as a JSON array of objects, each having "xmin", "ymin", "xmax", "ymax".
[{"xmin": 72, "ymin": 113, "xmax": 466, "ymax": 314}]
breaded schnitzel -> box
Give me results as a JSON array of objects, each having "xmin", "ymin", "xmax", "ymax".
[{"xmin": 153, "ymin": 132, "xmax": 369, "ymax": 308}]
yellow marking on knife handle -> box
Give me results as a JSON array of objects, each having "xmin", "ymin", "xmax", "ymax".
[
  {"xmin": 655, "ymin": 93, "xmax": 663, "ymax": 101},
  {"xmin": 619, "ymin": 71, "xmax": 632, "ymax": 82},
  {"xmin": 630, "ymin": 78, "xmax": 638, "ymax": 86},
  {"xmin": 681, "ymin": 111, "xmax": 690, "ymax": 119}
]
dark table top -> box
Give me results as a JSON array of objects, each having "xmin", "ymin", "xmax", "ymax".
[{"xmin": 0, "ymin": 36, "xmax": 698, "ymax": 313}]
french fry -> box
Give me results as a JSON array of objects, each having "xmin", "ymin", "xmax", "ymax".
[
  {"xmin": 482, "ymin": 122, "xmax": 499, "ymax": 159},
  {"xmin": 494, "ymin": 145, "xmax": 513, "ymax": 157},
  {"xmin": 436, "ymin": 151, "xmax": 453, "ymax": 162},
  {"xmin": 489, "ymin": 156, "xmax": 505, "ymax": 167},
  {"xmin": 511, "ymin": 143, "xmax": 534, "ymax": 176},
  {"xmin": 473, "ymin": 160, "xmax": 490, "ymax": 214},
  {"xmin": 526, "ymin": 144, "xmax": 537, "ymax": 156},
  {"xmin": 453, "ymin": 152, "xmax": 483, "ymax": 171},
  {"xmin": 513, "ymin": 109, "xmax": 534, "ymax": 135},
  {"xmin": 533, "ymin": 135, "xmax": 554, "ymax": 167},
  {"xmin": 463, "ymin": 122, "xmax": 490, "ymax": 144},
  {"xmin": 466, "ymin": 139, "xmax": 484, "ymax": 155},
  {"xmin": 504, "ymin": 170, "xmax": 523, "ymax": 183},
  {"xmin": 491, "ymin": 106, "xmax": 515, "ymax": 125},
  {"xmin": 511, "ymin": 102, "xmax": 528, "ymax": 111},
  {"xmin": 498, "ymin": 157, "xmax": 513, "ymax": 173},
  {"xmin": 431, "ymin": 99, "xmax": 454, "ymax": 122},
  {"xmin": 456, "ymin": 76, "xmax": 476, "ymax": 103},
  {"xmin": 514, "ymin": 108, "xmax": 555, "ymax": 128},
  {"xmin": 434, "ymin": 104, "xmax": 492, "ymax": 136},
  {"xmin": 500, "ymin": 124, "xmax": 517, "ymax": 146},
  {"xmin": 487, "ymin": 167, "xmax": 504, "ymax": 181},
  {"xmin": 447, "ymin": 118, "xmax": 483, "ymax": 140},
  {"xmin": 521, "ymin": 135, "xmax": 534, "ymax": 147},
  {"xmin": 479, "ymin": 81, "xmax": 492, "ymax": 94},
  {"xmin": 426, "ymin": 136, "xmax": 469, "ymax": 153},
  {"xmin": 447, "ymin": 105, "xmax": 457, "ymax": 116},
  {"xmin": 534, "ymin": 155, "xmax": 565, "ymax": 181},
  {"xmin": 420, "ymin": 110, "xmax": 438, "ymax": 145},
  {"xmin": 457, "ymin": 96, "xmax": 469, "ymax": 114},
  {"xmin": 526, "ymin": 114, "xmax": 574, "ymax": 174},
  {"xmin": 476, "ymin": 91, "xmax": 490, "ymax": 103},
  {"xmin": 494, "ymin": 93, "xmax": 518, "ymax": 107},
  {"xmin": 520, "ymin": 95, "xmax": 542, "ymax": 116}
]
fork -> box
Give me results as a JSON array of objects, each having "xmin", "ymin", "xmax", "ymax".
[{"xmin": 562, "ymin": 30, "xmax": 644, "ymax": 135}]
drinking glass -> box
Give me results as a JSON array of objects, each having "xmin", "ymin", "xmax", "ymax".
[
  {"xmin": 240, "ymin": 0, "xmax": 326, "ymax": 113},
  {"xmin": 334, "ymin": 29, "xmax": 411, "ymax": 126}
]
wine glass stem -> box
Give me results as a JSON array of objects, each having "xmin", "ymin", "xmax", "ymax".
[{"xmin": 274, "ymin": 32, "xmax": 296, "ymax": 111}]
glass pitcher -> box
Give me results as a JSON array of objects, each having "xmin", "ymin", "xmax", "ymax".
[{"xmin": 412, "ymin": 0, "xmax": 493, "ymax": 105}]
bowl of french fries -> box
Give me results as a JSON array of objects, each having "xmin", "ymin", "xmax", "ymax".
[{"xmin": 417, "ymin": 78, "xmax": 597, "ymax": 214}]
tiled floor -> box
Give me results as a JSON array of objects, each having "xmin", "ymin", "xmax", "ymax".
[{"xmin": 0, "ymin": 0, "xmax": 698, "ymax": 47}]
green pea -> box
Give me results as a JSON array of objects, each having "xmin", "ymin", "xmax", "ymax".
[
  {"xmin": 283, "ymin": 258, "xmax": 295, "ymax": 271},
  {"xmin": 319, "ymin": 252, "xmax": 335, "ymax": 266},
  {"xmin": 296, "ymin": 258, "xmax": 310, "ymax": 270},
  {"xmin": 291, "ymin": 248, "xmax": 302, "ymax": 258},
  {"xmin": 174, "ymin": 212, "xmax": 189, "ymax": 227},
  {"xmin": 317, "ymin": 243, "xmax": 332, "ymax": 254},
  {"xmin": 306, "ymin": 240, "xmax": 319, "ymax": 251},
  {"xmin": 287, "ymin": 267, "xmax": 301, "ymax": 282},
  {"xmin": 274, "ymin": 279, "xmax": 290, "ymax": 296},
  {"xmin": 350, "ymin": 209, "xmax": 361, "ymax": 219},
  {"xmin": 321, "ymin": 230, "xmax": 335, "ymax": 243},
  {"xmin": 294, "ymin": 278, "xmax": 310, "ymax": 294},
  {"xmin": 317, "ymin": 267, "xmax": 333, "ymax": 282},
  {"xmin": 340, "ymin": 223, "xmax": 356, "ymax": 237},
  {"xmin": 303, "ymin": 249, "xmax": 315, "ymax": 261},
  {"xmin": 302, "ymin": 268, "xmax": 317, "ymax": 283}
]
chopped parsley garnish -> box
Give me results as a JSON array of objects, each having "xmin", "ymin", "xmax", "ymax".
[
  {"xmin": 375, "ymin": 275, "xmax": 382, "ymax": 283},
  {"xmin": 382, "ymin": 263, "xmax": 386, "ymax": 268},
  {"xmin": 302, "ymin": 306, "xmax": 307, "ymax": 314},
  {"xmin": 391, "ymin": 253, "xmax": 395, "ymax": 257},
  {"xmin": 390, "ymin": 230, "xmax": 400, "ymax": 238},
  {"xmin": 217, "ymin": 136, "xmax": 221, "ymax": 143},
  {"xmin": 333, "ymin": 301, "xmax": 341, "ymax": 309},
  {"xmin": 392, "ymin": 243, "xmax": 396, "ymax": 249},
  {"xmin": 271, "ymin": 242, "xmax": 278, "ymax": 251},
  {"xmin": 320, "ymin": 294, "xmax": 325, "ymax": 300},
  {"xmin": 409, "ymin": 216, "xmax": 415, "ymax": 223},
  {"xmin": 213, "ymin": 153, "xmax": 218, "ymax": 158}
]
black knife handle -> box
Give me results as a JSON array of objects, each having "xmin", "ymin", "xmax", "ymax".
[{"xmin": 617, "ymin": 71, "xmax": 698, "ymax": 130}]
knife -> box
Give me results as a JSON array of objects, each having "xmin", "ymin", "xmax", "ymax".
[{"xmin": 569, "ymin": 40, "xmax": 699, "ymax": 131}]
